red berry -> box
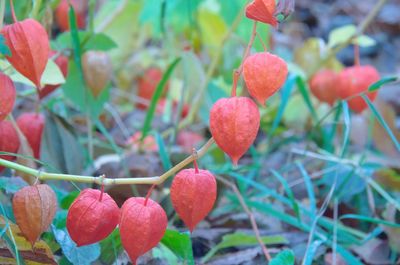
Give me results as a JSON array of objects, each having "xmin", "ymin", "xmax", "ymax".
[
  {"xmin": 243, "ymin": 52, "xmax": 288, "ymax": 105},
  {"xmin": 210, "ymin": 97, "xmax": 260, "ymax": 165},
  {"xmin": 136, "ymin": 68, "xmax": 169, "ymax": 110},
  {"xmin": 0, "ymin": 121, "xmax": 20, "ymax": 172},
  {"xmin": 66, "ymin": 188, "xmax": 120, "ymax": 247},
  {"xmin": 337, "ymin": 65, "xmax": 380, "ymax": 113},
  {"xmin": 309, "ymin": 70, "xmax": 338, "ymax": 106},
  {"xmin": 170, "ymin": 168, "xmax": 217, "ymax": 231},
  {"xmin": 120, "ymin": 197, "xmax": 167, "ymax": 265},
  {"xmin": 39, "ymin": 51, "xmax": 69, "ymax": 99},
  {"xmin": 0, "ymin": 73, "xmax": 16, "ymax": 121},
  {"xmin": 17, "ymin": 113, "xmax": 45, "ymax": 159},
  {"xmin": 55, "ymin": 0, "xmax": 87, "ymax": 32},
  {"xmin": 2, "ymin": 19, "xmax": 49, "ymax": 88}
]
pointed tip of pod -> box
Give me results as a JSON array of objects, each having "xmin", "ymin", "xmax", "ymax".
[{"xmin": 231, "ymin": 157, "xmax": 240, "ymax": 166}]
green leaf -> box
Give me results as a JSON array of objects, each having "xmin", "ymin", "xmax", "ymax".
[
  {"xmin": 62, "ymin": 60, "xmax": 110, "ymax": 118},
  {"xmin": 60, "ymin": 191, "xmax": 80, "ymax": 210},
  {"xmin": 141, "ymin": 57, "xmax": 181, "ymax": 140},
  {"xmin": 41, "ymin": 59, "xmax": 66, "ymax": 85},
  {"xmin": 53, "ymin": 31, "xmax": 91, "ymax": 51},
  {"xmin": 328, "ymin": 25, "xmax": 356, "ymax": 48},
  {"xmin": 100, "ymin": 229, "xmax": 123, "ymax": 265},
  {"xmin": 52, "ymin": 226, "xmax": 100, "ymax": 265},
  {"xmin": 83, "ymin": 33, "xmax": 117, "ymax": 51},
  {"xmin": 0, "ymin": 34, "xmax": 11, "ymax": 56},
  {"xmin": 354, "ymin": 35, "xmax": 376, "ymax": 47},
  {"xmin": 368, "ymin": 76, "xmax": 398, "ymax": 92},
  {"xmin": 340, "ymin": 214, "xmax": 400, "ymax": 228},
  {"xmin": 202, "ymin": 232, "xmax": 288, "ymax": 263},
  {"xmin": 270, "ymin": 249, "xmax": 295, "ymax": 265},
  {"xmin": 362, "ymin": 95, "xmax": 400, "ymax": 152},
  {"xmin": 161, "ymin": 229, "xmax": 194, "ymax": 264}
]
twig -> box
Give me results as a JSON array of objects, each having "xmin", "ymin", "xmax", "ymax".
[
  {"xmin": 216, "ymin": 175, "xmax": 271, "ymax": 262},
  {"xmin": 0, "ymin": 138, "xmax": 215, "ymax": 186}
]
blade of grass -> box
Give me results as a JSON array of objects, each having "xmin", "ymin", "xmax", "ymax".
[
  {"xmin": 340, "ymin": 101, "xmax": 351, "ymax": 157},
  {"xmin": 270, "ymin": 170, "xmax": 301, "ymax": 222},
  {"xmin": 153, "ymin": 131, "xmax": 172, "ymax": 170},
  {"xmin": 296, "ymin": 76, "xmax": 318, "ymax": 122},
  {"xmin": 368, "ymin": 76, "xmax": 398, "ymax": 92},
  {"xmin": 296, "ymin": 162, "xmax": 316, "ymax": 217},
  {"xmin": 302, "ymin": 240, "xmax": 325, "ymax": 265},
  {"xmin": 362, "ymin": 95, "xmax": 400, "ymax": 152},
  {"xmin": 269, "ymin": 75, "xmax": 296, "ymax": 137},
  {"xmin": 141, "ymin": 58, "xmax": 181, "ymax": 141},
  {"xmin": 69, "ymin": 4, "xmax": 94, "ymax": 160},
  {"xmin": 367, "ymin": 178, "xmax": 400, "ymax": 212},
  {"xmin": 340, "ymin": 214, "xmax": 400, "ymax": 228}
]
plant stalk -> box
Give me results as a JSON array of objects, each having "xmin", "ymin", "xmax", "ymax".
[{"xmin": 0, "ymin": 138, "xmax": 215, "ymax": 186}]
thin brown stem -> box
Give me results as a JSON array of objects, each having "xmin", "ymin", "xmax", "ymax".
[
  {"xmin": 256, "ymin": 31, "xmax": 267, "ymax": 51},
  {"xmin": 231, "ymin": 21, "xmax": 258, "ymax": 96},
  {"xmin": 353, "ymin": 44, "xmax": 360, "ymax": 66},
  {"xmin": 216, "ymin": 175, "xmax": 271, "ymax": 262},
  {"xmin": 144, "ymin": 184, "xmax": 156, "ymax": 206}
]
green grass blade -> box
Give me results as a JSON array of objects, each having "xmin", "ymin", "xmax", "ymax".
[
  {"xmin": 340, "ymin": 101, "xmax": 351, "ymax": 157},
  {"xmin": 296, "ymin": 162, "xmax": 316, "ymax": 217},
  {"xmin": 153, "ymin": 131, "xmax": 172, "ymax": 170},
  {"xmin": 368, "ymin": 76, "xmax": 398, "ymax": 92},
  {"xmin": 68, "ymin": 5, "xmax": 85, "ymax": 85},
  {"xmin": 141, "ymin": 58, "xmax": 181, "ymax": 140},
  {"xmin": 336, "ymin": 245, "xmax": 363, "ymax": 265},
  {"xmin": 202, "ymin": 232, "xmax": 287, "ymax": 263},
  {"xmin": 302, "ymin": 240, "xmax": 325, "ymax": 265},
  {"xmin": 340, "ymin": 214, "xmax": 400, "ymax": 228},
  {"xmin": 270, "ymin": 170, "xmax": 301, "ymax": 222},
  {"xmin": 296, "ymin": 76, "xmax": 318, "ymax": 122},
  {"xmin": 269, "ymin": 75, "xmax": 296, "ymax": 137},
  {"xmin": 362, "ymin": 95, "xmax": 400, "ymax": 152}
]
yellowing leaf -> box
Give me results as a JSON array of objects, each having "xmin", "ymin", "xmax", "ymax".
[
  {"xmin": 198, "ymin": 9, "xmax": 227, "ymax": 48},
  {"xmin": 328, "ymin": 24, "xmax": 356, "ymax": 48},
  {"xmin": 294, "ymin": 38, "xmax": 343, "ymax": 77},
  {"xmin": 0, "ymin": 215, "xmax": 56, "ymax": 265},
  {"xmin": 375, "ymin": 169, "xmax": 400, "ymax": 191}
]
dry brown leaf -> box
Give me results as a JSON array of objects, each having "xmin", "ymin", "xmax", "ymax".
[{"xmin": 0, "ymin": 215, "xmax": 56, "ymax": 264}]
